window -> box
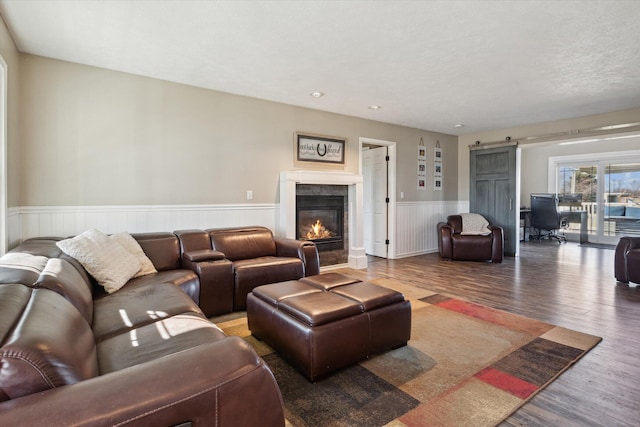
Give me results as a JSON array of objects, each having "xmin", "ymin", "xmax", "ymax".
[{"xmin": 550, "ymin": 148, "xmax": 640, "ymax": 244}]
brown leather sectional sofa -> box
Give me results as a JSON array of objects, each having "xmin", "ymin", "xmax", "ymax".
[
  {"xmin": 615, "ymin": 236, "xmax": 640, "ymax": 285},
  {"xmin": 178, "ymin": 226, "xmax": 320, "ymax": 313},
  {"xmin": 0, "ymin": 226, "xmax": 319, "ymax": 426}
]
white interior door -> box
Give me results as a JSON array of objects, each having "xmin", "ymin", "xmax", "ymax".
[{"xmin": 363, "ymin": 146, "xmax": 388, "ymax": 257}]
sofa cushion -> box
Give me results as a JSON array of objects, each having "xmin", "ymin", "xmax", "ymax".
[
  {"xmin": 300, "ymin": 272, "xmax": 360, "ymax": 291},
  {"xmin": 0, "ymin": 286, "xmax": 98, "ymax": 401},
  {"xmin": 124, "ymin": 270, "xmax": 200, "ymax": 305},
  {"xmin": 452, "ymin": 234, "xmax": 493, "ymax": 261},
  {"xmin": 35, "ymin": 258, "xmax": 94, "ymax": 324},
  {"xmin": 209, "ymin": 227, "xmax": 277, "ymax": 261},
  {"xmin": 133, "ymin": 233, "xmax": 182, "ymax": 271},
  {"xmin": 605, "ymin": 205, "xmax": 626, "ymax": 217},
  {"xmin": 625, "ymin": 206, "xmax": 640, "ymax": 219},
  {"xmin": 7, "ymin": 237, "xmax": 65, "ymax": 259},
  {"xmin": 278, "ymin": 292, "xmax": 362, "ymax": 327},
  {"xmin": 92, "ymin": 282, "xmax": 202, "ymax": 341},
  {"xmin": 0, "ymin": 252, "xmax": 48, "ymax": 286},
  {"xmin": 56, "ymin": 229, "xmax": 141, "ymax": 294},
  {"xmin": 111, "ymin": 232, "xmax": 157, "ymax": 277},
  {"xmin": 331, "ymin": 281, "xmax": 406, "ymax": 311},
  {"xmin": 96, "ymin": 313, "xmax": 227, "ymax": 374},
  {"xmin": 252, "ymin": 280, "xmax": 321, "ymax": 306},
  {"xmin": 11, "ymin": 238, "xmax": 94, "ymax": 288}
]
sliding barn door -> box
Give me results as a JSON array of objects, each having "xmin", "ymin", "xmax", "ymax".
[{"xmin": 470, "ymin": 145, "xmax": 519, "ymax": 256}]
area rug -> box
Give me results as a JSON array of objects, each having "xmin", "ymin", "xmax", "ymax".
[{"xmin": 214, "ymin": 278, "xmax": 601, "ymax": 427}]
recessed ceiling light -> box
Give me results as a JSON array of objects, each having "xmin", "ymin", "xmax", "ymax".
[
  {"xmin": 454, "ymin": 124, "xmax": 464, "ymax": 128},
  {"xmin": 310, "ymin": 91, "xmax": 324, "ymax": 98},
  {"xmin": 368, "ymin": 105, "xmax": 382, "ymax": 110}
]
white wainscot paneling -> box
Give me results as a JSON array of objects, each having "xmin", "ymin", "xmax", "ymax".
[
  {"xmin": 395, "ymin": 201, "xmax": 466, "ymax": 258},
  {"xmin": 16, "ymin": 204, "xmax": 277, "ymax": 243},
  {"xmin": 14, "ymin": 201, "xmax": 473, "ymax": 257},
  {"xmin": 7, "ymin": 207, "xmax": 21, "ymax": 249}
]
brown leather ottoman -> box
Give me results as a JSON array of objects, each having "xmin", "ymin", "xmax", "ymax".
[{"xmin": 246, "ymin": 273, "xmax": 411, "ymax": 381}]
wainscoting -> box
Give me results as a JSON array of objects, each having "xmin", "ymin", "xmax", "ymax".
[
  {"xmin": 7, "ymin": 201, "xmax": 469, "ymax": 258},
  {"xmin": 10, "ymin": 204, "xmax": 278, "ymax": 249},
  {"xmin": 395, "ymin": 201, "xmax": 467, "ymax": 258}
]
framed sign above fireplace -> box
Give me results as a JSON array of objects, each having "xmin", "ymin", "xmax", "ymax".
[{"xmin": 295, "ymin": 132, "xmax": 346, "ymax": 166}]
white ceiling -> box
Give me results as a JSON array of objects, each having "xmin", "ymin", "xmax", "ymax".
[{"xmin": 1, "ymin": 0, "xmax": 640, "ymax": 136}]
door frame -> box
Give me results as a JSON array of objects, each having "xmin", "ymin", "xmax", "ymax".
[
  {"xmin": 359, "ymin": 137, "xmax": 396, "ymax": 259},
  {"xmin": 0, "ymin": 55, "xmax": 7, "ymax": 255}
]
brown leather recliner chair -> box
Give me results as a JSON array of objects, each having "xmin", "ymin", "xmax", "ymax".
[
  {"xmin": 437, "ymin": 214, "xmax": 504, "ymax": 263},
  {"xmin": 615, "ymin": 236, "xmax": 640, "ymax": 285}
]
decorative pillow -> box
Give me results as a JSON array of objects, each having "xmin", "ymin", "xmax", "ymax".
[
  {"xmin": 460, "ymin": 213, "xmax": 492, "ymax": 236},
  {"xmin": 110, "ymin": 232, "xmax": 157, "ymax": 277},
  {"xmin": 56, "ymin": 229, "xmax": 141, "ymax": 294}
]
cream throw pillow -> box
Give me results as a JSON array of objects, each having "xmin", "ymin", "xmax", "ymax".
[
  {"xmin": 110, "ymin": 232, "xmax": 157, "ymax": 278},
  {"xmin": 460, "ymin": 213, "xmax": 492, "ymax": 236},
  {"xmin": 56, "ymin": 229, "xmax": 141, "ymax": 294}
]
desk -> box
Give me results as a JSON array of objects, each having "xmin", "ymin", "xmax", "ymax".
[
  {"xmin": 519, "ymin": 209, "xmax": 588, "ymax": 244},
  {"xmin": 520, "ymin": 209, "xmax": 531, "ymax": 241},
  {"xmin": 563, "ymin": 210, "xmax": 588, "ymax": 244}
]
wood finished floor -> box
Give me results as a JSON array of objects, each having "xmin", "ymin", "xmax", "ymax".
[{"xmin": 334, "ymin": 241, "xmax": 640, "ymax": 426}]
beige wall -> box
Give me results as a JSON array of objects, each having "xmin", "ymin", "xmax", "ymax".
[
  {"xmin": 19, "ymin": 54, "xmax": 457, "ymax": 207},
  {"xmin": 1, "ymin": 14, "xmax": 20, "ymax": 207},
  {"xmin": 458, "ymin": 108, "xmax": 640, "ymax": 201}
]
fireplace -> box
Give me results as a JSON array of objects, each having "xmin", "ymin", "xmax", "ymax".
[
  {"xmin": 279, "ymin": 171, "xmax": 367, "ymax": 270},
  {"xmin": 296, "ymin": 195, "xmax": 344, "ymax": 252}
]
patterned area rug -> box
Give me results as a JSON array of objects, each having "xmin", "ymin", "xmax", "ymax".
[{"xmin": 214, "ymin": 278, "xmax": 601, "ymax": 427}]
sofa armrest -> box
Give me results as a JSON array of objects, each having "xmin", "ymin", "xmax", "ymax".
[
  {"xmin": 182, "ymin": 256, "xmax": 234, "ymax": 316},
  {"xmin": 0, "ymin": 337, "xmax": 285, "ymax": 427},
  {"xmin": 437, "ymin": 222, "xmax": 453, "ymax": 259},
  {"xmin": 615, "ymin": 236, "xmax": 640, "ymax": 282},
  {"xmin": 273, "ymin": 237, "xmax": 320, "ymax": 276},
  {"xmin": 489, "ymin": 225, "xmax": 504, "ymax": 263},
  {"xmin": 183, "ymin": 249, "xmax": 226, "ymax": 262}
]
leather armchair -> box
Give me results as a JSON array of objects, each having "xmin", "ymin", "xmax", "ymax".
[
  {"xmin": 437, "ymin": 215, "xmax": 504, "ymax": 263},
  {"xmin": 615, "ymin": 236, "xmax": 640, "ymax": 284}
]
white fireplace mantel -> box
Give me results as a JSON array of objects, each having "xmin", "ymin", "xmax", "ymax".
[{"xmin": 278, "ymin": 170, "xmax": 367, "ymax": 269}]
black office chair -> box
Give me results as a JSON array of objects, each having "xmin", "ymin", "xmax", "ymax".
[{"xmin": 530, "ymin": 193, "xmax": 567, "ymax": 243}]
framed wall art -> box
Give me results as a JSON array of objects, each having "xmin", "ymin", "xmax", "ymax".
[
  {"xmin": 417, "ymin": 138, "xmax": 427, "ymax": 191},
  {"xmin": 434, "ymin": 146, "xmax": 442, "ymax": 161},
  {"xmin": 434, "ymin": 140, "xmax": 442, "ymax": 191},
  {"xmin": 295, "ymin": 132, "xmax": 346, "ymax": 165}
]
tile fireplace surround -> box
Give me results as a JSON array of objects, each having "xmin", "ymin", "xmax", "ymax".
[{"xmin": 278, "ymin": 170, "xmax": 367, "ymax": 269}]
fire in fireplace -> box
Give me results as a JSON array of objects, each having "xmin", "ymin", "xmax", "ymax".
[{"xmin": 296, "ymin": 195, "xmax": 344, "ymax": 251}]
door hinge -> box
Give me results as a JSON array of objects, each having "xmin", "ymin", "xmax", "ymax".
[
  {"xmin": 385, "ymin": 197, "xmax": 390, "ymax": 203},
  {"xmin": 385, "ymin": 239, "xmax": 390, "ymax": 245},
  {"xmin": 385, "ymin": 155, "xmax": 390, "ymax": 161}
]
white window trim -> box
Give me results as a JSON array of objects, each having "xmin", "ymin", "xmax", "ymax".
[{"xmin": 548, "ymin": 149, "xmax": 640, "ymax": 193}]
